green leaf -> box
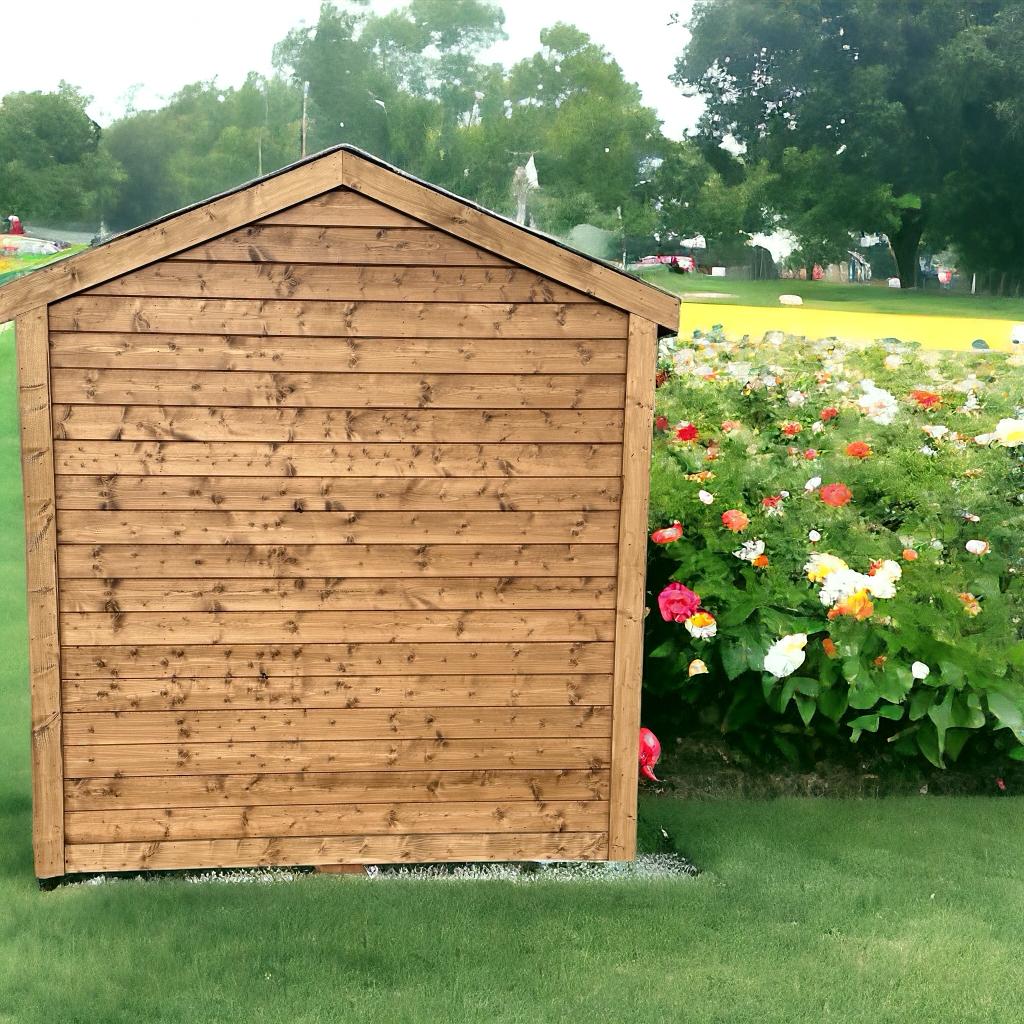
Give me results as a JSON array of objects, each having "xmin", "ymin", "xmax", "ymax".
[
  {"xmin": 916, "ymin": 721, "xmax": 943, "ymax": 768},
  {"xmin": 928, "ymin": 690, "xmax": 956, "ymax": 758},
  {"xmin": 648, "ymin": 639, "xmax": 677, "ymax": 659},
  {"xmin": 895, "ymin": 192, "xmax": 922, "ymax": 210},
  {"xmin": 987, "ymin": 692, "xmax": 1024, "ymax": 742},
  {"xmin": 720, "ymin": 642, "xmax": 748, "ymax": 681},
  {"xmin": 908, "ymin": 689, "xmax": 932, "ymax": 722},
  {"xmin": 818, "ymin": 686, "xmax": 849, "ymax": 722},
  {"xmin": 794, "ymin": 693, "xmax": 817, "ymax": 726},
  {"xmin": 876, "ymin": 704, "xmax": 905, "ymax": 721}
]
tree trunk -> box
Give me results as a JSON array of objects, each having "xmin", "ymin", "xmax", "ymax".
[{"xmin": 890, "ymin": 208, "xmax": 925, "ymax": 289}]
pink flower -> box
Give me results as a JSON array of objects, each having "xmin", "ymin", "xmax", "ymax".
[{"xmin": 658, "ymin": 582, "xmax": 702, "ymax": 623}]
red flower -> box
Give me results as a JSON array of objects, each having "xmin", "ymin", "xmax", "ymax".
[
  {"xmin": 654, "ymin": 415, "xmax": 669, "ymax": 431},
  {"xmin": 910, "ymin": 389, "xmax": 942, "ymax": 409},
  {"xmin": 650, "ymin": 521, "xmax": 683, "ymax": 544},
  {"xmin": 655, "ymin": 369, "xmax": 670, "ymax": 389},
  {"xmin": 675, "ymin": 422, "xmax": 699, "ymax": 442},
  {"xmin": 846, "ymin": 441, "xmax": 872, "ymax": 459},
  {"xmin": 820, "ymin": 407, "xmax": 839, "ymax": 422},
  {"xmin": 804, "ymin": 448, "xmax": 818, "ymax": 460},
  {"xmin": 820, "ymin": 483, "xmax": 853, "ymax": 508},
  {"xmin": 657, "ymin": 582, "xmax": 701, "ymax": 623},
  {"xmin": 781, "ymin": 421, "xmax": 802, "ymax": 436},
  {"xmin": 761, "ymin": 495, "xmax": 783, "ymax": 510},
  {"xmin": 721, "ymin": 509, "xmax": 750, "ymax": 532}
]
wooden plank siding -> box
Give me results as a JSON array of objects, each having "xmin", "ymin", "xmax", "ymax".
[{"xmin": 4, "ymin": 158, "xmax": 673, "ymax": 875}]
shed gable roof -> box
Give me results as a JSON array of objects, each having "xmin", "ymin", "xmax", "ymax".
[{"xmin": 0, "ymin": 145, "xmax": 680, "ymax": 331}]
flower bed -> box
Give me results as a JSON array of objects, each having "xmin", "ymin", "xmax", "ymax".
[{"xmin": 645, "ymin": 327, "xmax": 1024, "ymax": 767}]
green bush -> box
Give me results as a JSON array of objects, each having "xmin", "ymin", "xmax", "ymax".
[{"xmin": 645, "ymin": 328, "xmax": 1024, "ymax": 767}]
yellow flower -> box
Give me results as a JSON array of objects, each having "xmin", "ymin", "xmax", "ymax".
[
  {"xmin": 804, "ymin": 552, "xmax": 849, "ymax": 583},
  {"xmin": 827, "ymin": 589, "xmax": 874, "ymax": 621}
]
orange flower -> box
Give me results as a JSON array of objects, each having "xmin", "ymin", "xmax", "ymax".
[
  {"xmin": 752, "ymin": 553, "xmax": 770, "ymax": 568},
  {"xmin": 845, "ymin": 441, "xmax": 872, "ymax": 459},
  {"xmin": 721, "ymin": 509, "xmax": 750, "ymax": 532},
  {"xmin": 958, "ymin": 592, "xmax": 982, "ymax": 616},
  {"xmin": 902, "ymin": 548, "xmax": 918, "ymax": 561},
  {"xmin": 721, "ymin": 419, "xmax": 743, "ymax": 433},
  {"xmin": 820, "ymin": 483, "xmax": 853, "ymax": 508},
  {"xmin": 910, "ymin": 389, "xmax": 942, "ymax": 409},
  {"xmin": 822, "ymin": 637, "xmax": 838, "ymax": 658},
  {"xmin": 650, "ymin": 521, "xmax": 683, "ymax": 544},
  {"xmin": 781, "ymin": 421, "xmax": 802, "ymax": 436},
  {"xmin": 820, "ymin": 407, "xmax": 839, "ymax": 422},
  {"xmin": 873, "ymin": 655, "xmax": 888, "ymax": 668},
  {"xmin": 827, "ymin": 589, "xmax": 874, "ymax": 621}
]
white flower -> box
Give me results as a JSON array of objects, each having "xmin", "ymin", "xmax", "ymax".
[
  {"xmin": 911, "ymin": 661, "xmax": 930, "ymax": 680},
  {"xmin": 733, "ymin": 539, "xmax": 766, "ymax": 562},
  {"xmin": 962, "ymin": 512, "xmax": 980, "ymax": 523},
  {"xmin": 857, "ymin": 381, "xmax": 899, "ymax": 425},
  {"xmin": 787, "ymin": 389, "xmax": 807, "ymax": 407},
  {"xmin": 684, "ymin": 612, "xmax": 718, "ymax": 639},
  {"xmin": 811, "ymin": 420, "xmax": 824, "ymax": 435},
  {"xmin": 960, "ymin": 391, "xmax": 981, "ymax": 414},
  {"xmin": 805, "ymin": 476, "xmax": 822, "ymax": 492},
  {"xmin": 779, "ymin": 490, "xmax": 790, "ymax": 499},
  {"xmin": 919, "ymin": 445, "xmax": 938, "ymax": 457},
  {"xmin": 965, "ymin": 539, "xmax": 991, "ymax": 556},
  {"xmin": 884, "ymin": 354, "xmax": 902, "ymax": 370},
  {"xmin": 819, "ymin": 569, "xmax": 873, "ymax": 607},
  {"xmin": 974, "ymin": 432, "xmax": 994, "ymax": 445},
  {"xmin": 808, "ymin": 530, "xmax": 822, "ymax": 543},
  {"xmin": 866, "ymin": 560, "xmax": 901, "ymax": 599},
  {"xmin": 992, "ymin": 418, "xmax": 1024, "ymax": 447},
  {"xmin": 804, "ymin": 552, "xmax": 849, "ymax": 582},
  {"xmin": 930, "ymin": 539, "xmax": 944, "ymax": 550},
  {"xmin": 698, "ymin": 489, "xmax": 714, "ymax": 505},
  {"xmin": 921, "ymin": 424, "xmax": 949, "ymax": 439},
  {"xmin": 835, "ymin": 380, "xmax": 852, "ymax": 394},
  {"xmin": 764, "ymin": 633, "xmax": 808, "ymax": 678}
]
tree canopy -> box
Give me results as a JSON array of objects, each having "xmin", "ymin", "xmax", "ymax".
[{"xmin": 674, "ymin": 0, "xmax": 1018, "ymax": 285}]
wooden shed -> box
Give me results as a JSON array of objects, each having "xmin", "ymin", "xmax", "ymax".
[{"xmin": 0, "ymin": 146, "xmax": 680, "ymax": 879}]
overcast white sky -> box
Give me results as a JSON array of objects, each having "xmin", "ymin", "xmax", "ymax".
[{"xmin": 1, "ymin": 0, "xmax": 700, "ymax": 137}]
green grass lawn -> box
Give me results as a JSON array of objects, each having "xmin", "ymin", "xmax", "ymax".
[
  {"xmin": 0, "ymin": 323, "xmax": 1022, "ymax": 1022},
  {"xmin": 641, "ymin": 267, "xmax": 1024, "ymax": 319}
]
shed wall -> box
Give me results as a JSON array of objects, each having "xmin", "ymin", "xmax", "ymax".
[{"xmin": 26, "ymin": 186, "xmax": 653, "ymax": 874}]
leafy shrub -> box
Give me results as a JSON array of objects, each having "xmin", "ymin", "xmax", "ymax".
[{"xmin": 645, "ymin": 327, "xmax": 1024, "ymax": 767}]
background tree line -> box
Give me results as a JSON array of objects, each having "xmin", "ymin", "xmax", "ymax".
[{"xmin": 4, "ymin": 0, "xmax": 1024, "ymax": 288}]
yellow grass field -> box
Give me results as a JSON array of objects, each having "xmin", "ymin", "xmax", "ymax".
[{"xmin": 680, "ymin": 301, "xmax": 1023, "ymax": 352}]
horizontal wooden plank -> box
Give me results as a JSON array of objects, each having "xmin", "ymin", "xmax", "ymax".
[
  {"xmin": 63, "ymin": 706, "xmax": 612, "ymax": 745},
  {"xmin": 63, "ymin": 831, "xmax": 609, "ymax": 871},
  {"xmin": 49, "ymin": 296, "xmax": 629, "ymax": 339},
  {"xmin": 57, "ymin": 543, "xmax": 619, "ymax": 580},
  {"xmin": 58, "ymin": 609, "xmax": 617, "ymax": 645},
  {"xmin": 53, "ymin": 441, "xmax": 621, "ymax": 478},
  {"xmin": 259, "ymin": 189, "xmax": 430, "ymax": 227},
  {"xmin": 56, "ymin": 510, "xmax": 618, "ymax": 545},
  {"xmin": 85, "ymin": 262, "xmax": 591, "ymax": 303},
  {"xmin": 50, "ymin": 369, "xmax": 624, "ymax": 409},
  {"xmin": 65, "ymin": 799, "xmax": 609, "ymax": 843},
  {"xmin": 170, "ymin": 225, "xmax": 513, "ymax": 265},
  {"xmin": 51, "ymin": 406, "xmax": 625, "ymax": 445},
  {"xmin": 60, "ymin": 641, "xmax": 615, "ymax": 680},
  {"xmin": 59, "ymin": 577, "xmax": 617, "ymax": 613},
  {"xmin": 343, "ymin": 148, "xmax": 679, "ymax": 330},
  {"xmin": 54, "ymin": 474, "xmax": 622, "ymax": 512},
  {"xmin": 61, "ymin": 673, "xmax": 614, "ymax": 712},
  {"xmin": 49, "ymin": 333, "xmax": 626, "ymax": 374},
  {"xmin": 65, "ymin": 768, "xmax": 611, "ymax": 810},
  {"xmin": 63, "ymin": 737, "xmax": 610, "ymax": 776}
]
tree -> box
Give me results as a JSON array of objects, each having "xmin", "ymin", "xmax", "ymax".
[
  {"xmin": 674, "ymin": 0, "xmax": 1007, "ymax": 286},
  {"xmin": 0, "ymin": 83, "xmax": 121, "ymax": 227}
]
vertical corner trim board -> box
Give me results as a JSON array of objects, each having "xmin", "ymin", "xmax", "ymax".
[
  {"xmin": 15, "ymin": 304, "xmax": 65, "ymax": 878},
  {"xmin": 608, "ymin": 315, "xmax": 657, "ymax": 860}
]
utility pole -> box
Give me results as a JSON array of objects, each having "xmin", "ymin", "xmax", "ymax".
[{"xmin": 301, "ymin": 81, "xmax": 309, "ymax": 158}]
